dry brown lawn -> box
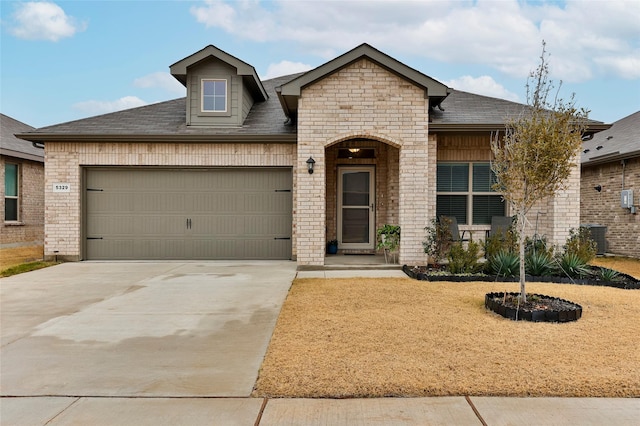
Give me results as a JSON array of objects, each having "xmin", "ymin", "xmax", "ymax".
[
  {"xmin": 0, "ymin": 246, "xmax": 43, "ymax": 270},
  {"xmin": 254, "ymin": 277, "xmax": 640, "ymax": 398}
]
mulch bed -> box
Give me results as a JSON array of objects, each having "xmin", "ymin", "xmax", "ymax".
[{"xmin": 403, "ymin": 265, "xmax": 640, "ymax": 289}]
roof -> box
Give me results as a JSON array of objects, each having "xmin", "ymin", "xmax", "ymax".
[
  {"xmin": 15, "ymin": 44, "xmax": 609, "ymax": 144},
  {"xmin": 0, "ymin": 114, "xmax": 43, "ymax": 162},
  {"xmin": 17, "ymin": 74, "xmax": 300, "ymax": 143},
  {"xmin": 582, "ymin": 111, "xmax": 640, "ymax": 166},
  {"xmin": 170, "ymin": 45, "xmax": 267, "ymax": 102},
  {"xmin": 277, "ymin": 43, "xmax": 450, "ymax": 120}
]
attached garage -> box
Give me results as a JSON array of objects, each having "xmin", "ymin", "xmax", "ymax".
[{"xmin": 84, "ymin": 167, "xmax": 292, "ymax": 260}]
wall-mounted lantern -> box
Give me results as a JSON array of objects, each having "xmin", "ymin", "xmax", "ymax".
[{"xmin": 306, "ymin": 157, "xmax": 315, "ymax": 174}]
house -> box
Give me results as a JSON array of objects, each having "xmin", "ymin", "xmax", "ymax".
[
  {"xmin": 581, "ymin": 111, "xmax": 639, "ymax": 258},
  {"xmin": 1, "ymin": 114, "xmax": 45, "ymax": 265},
  {"xmin": 16, "ymin": 44, "xmax": 609, "ymax": 267}
]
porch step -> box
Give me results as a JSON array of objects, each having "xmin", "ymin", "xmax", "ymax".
[{"xmin": 339, "ymin": 250, "xmax": 376, "ymax": 255}]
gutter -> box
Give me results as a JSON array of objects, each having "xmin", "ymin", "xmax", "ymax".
[
  {"xmin": 15, "ymin": 133, "xmax": 298, "ymax": 144},
  {"xmin": 581, "ymin": 150, "xmax": 640, "ymax": 167}
]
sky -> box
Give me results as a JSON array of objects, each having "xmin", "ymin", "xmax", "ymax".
[{"xmin": 1, "ymin": 0, "xmax": 639, "ymax": 129}]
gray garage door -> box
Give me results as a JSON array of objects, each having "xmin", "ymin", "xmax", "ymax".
[{"xmin": 85, "ymin": 168, "xmax": 292, "ymax": 260}]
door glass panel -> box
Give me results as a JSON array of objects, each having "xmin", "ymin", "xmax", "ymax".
[
  {"xmin": 342, "ymin": 208, "xmax": 370, "ymax": 243},
  {"xmin": 342, "ymin": 172, "xmax": 370, "ymax": 206}
]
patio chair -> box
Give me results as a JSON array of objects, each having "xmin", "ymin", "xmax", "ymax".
[
  {"xmin": 487, "ymin": 215, "xmax": 515, "ymax": 239},
  {"xmin": 439, "ymin": 215, "xmax": 469, "ymax": 242}
]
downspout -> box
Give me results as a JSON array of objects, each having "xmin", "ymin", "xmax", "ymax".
[
  {"xmin": 621, "ymin": 159, "xmax": 626, "ymax": 189},
  {"xmin": 32, "ymin": 141, "xmax": 45, "ymax": 149}
]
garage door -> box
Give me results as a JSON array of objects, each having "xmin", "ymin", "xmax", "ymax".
[{"xmin": 85, "ymin": 168, "xmax": 292, "ymax": 260}]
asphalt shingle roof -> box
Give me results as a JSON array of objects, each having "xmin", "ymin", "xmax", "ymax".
[
  {"xmin": 581, "ymin": 111, "xmax": 640, "ymax": 165},
  {"xmin": 17, "ymin": 73, "xmax": 607, "ymax": 142},
  {"xmin": 0, "ymin": 114, "xmax": 43, "ymax": 161}
]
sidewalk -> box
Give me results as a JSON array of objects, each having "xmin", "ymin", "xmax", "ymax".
[{"xmin": 2, "ymin": 395, "xmax": 639, "ymax": 425}]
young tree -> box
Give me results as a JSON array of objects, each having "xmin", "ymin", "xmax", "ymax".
[{"xmin": 491, "ymin": 42, "xmax": 589, "ymax": 303}]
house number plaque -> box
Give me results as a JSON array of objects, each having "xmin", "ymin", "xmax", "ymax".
[{"xmin": 53, "ymin": 183, "xmax": 71, "ymax": 192}]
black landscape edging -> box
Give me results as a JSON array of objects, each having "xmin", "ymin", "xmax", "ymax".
[
  {"xmin": 484, "ymin": 292, "xmax": 582, "ymax": 323},
  {"xmin": 402, "ymin": 265, "xmax": 640, "ymax": 289}
]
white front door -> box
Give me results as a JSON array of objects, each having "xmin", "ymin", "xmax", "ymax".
[{"xmin": 338, "ymin": 167, "xmax": 375, "ymax": 250}]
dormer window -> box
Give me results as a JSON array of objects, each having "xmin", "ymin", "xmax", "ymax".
[{"xmin": 201, "ymin": 79, "xmax": 227, "ymax": 112}]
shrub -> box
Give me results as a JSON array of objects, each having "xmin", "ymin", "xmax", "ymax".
[
  {"xmin": 525, "ymin": 235, "xmax": 554, "ymax": 259},
  {"xmin": 599, "ymin": 267, "xmax": 620, "ymax": 282},
  {"xmin": 487, "ymin": 250, "xmax": 520, "ymax": 277},
  {"xmin": 525, "ymin": 251, "xmax": 555, "ymax": 277},
  {"xmin": 484, "ymin": 226, "xmax": 519, "ymax": 260},
  {"xmin": 447, "ymin": 240, "xmax": 483, "ymax": 274},
  {"xmin": 558, "ymin": 253, "xmax": 590, "ymax": 279},
  {"xmin": 423, "ymin": 218, "xmax": 452, "ymax": 265},
  {"xmin": 563, "ymin": 227, "xmax": 597, "ymax": 264}
]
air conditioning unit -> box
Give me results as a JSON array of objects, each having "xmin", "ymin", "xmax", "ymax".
[{"xmin": 621, "ymin": 189, "xmax": 633, "ymax": 208}]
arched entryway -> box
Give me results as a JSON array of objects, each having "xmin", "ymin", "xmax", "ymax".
[{"xmin": 325, "ymin": 138, "xmax": 400, "ymax": 256}]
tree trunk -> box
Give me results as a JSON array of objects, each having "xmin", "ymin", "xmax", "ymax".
[{"xmin": 518, "ymin": 212, "xmax": 527, "ymax": 303}]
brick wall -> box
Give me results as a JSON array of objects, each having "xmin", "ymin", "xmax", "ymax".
[
  {"xmin": 1, "ymin": 155, "xmax": 45, "ymax": 248},
  {"xmin": 581, "ymin": 157, "xmax": 640, "ymax": 258},
  {"xmin": 296, "ymin": 59, "xmax": 430, "ymax": 265},
  {"xmin": 44, "ymin": 142, "xmax": 296, "ymax": 261}
]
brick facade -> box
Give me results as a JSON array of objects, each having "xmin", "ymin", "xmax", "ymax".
[
  {"xmin": 1, "ymin": 155, "xmax": 45, "ymax": 251},
  {"xmin": 296, "ymin": 59, "xmax": 431, "ymax": 266},
  {"xmin": 43, "ymin": 142, "xmax": 295, "ymax": 261},
  {"xmin": 581, "ymin": 157, "xmax": 640, "ymax": 258}
]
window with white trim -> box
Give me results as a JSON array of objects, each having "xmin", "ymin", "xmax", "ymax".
[
  {"xmin": 4, "ymin": 163, "xmax": 19, "ymax": 221},
  {"xmin": 201, "ymin": 79, "xmax": 227, "ymax": 112},
  {"xmin": 436, "ymin": 162, "xmax": 505, "ymax": 225}
]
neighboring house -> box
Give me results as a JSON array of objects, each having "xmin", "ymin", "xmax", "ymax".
[
  {"xmin": 16, "ymin": 44, "xmax": 608, "ymax": 267},
  {"xmin": 1, "ymin": 114, "xmax": 45, "ymax": 264},
  {"xmin": 581, "ymin": 111, "xmax": 639, "ymax": 258}
]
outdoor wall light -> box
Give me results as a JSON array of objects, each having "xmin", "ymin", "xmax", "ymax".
[
  {"xmin": 594, "ymin": 185, "xmax": 602, "ymax": 192},
  {"xmin": 306, "ymin": 157, "xmax": 316, "ymax": 174}
]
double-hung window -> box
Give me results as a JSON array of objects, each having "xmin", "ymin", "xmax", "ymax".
[
  {"xmin": 4, "ymin": 163, "xmax": 19, "ymax": 221},
  {"xmin": 436, "ymin": 162, "xmax": 504, "ymax": 225},
  {"xmin": 201, "ymin": 79, "xmax": 227, "ymax": 112}
]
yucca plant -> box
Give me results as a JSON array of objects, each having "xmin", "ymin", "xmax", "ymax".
[
  {"xmin": 558, "ymin": 253, "xmax": 590, "ymax": 279},
  {"xmin": 599, "ymin": 267, "xmax": 620, "ymax": 282},
  {"xmin": 487, "ymin": 250, "xmax": 520, "ymax": 277},
  {"xmin": 525, "ymin": 251, "xmax": 555, "ymax": 277}
]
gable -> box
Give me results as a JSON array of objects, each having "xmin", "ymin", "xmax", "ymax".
[
  {"xmin": 277, "ymin": 43, "xmax": 450, "ymax": 122},
  {"xmin": 170, "ymin": 45, "xmax": 267, "ymax": 127}
]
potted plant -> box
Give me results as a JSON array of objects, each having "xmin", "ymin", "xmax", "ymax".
[
  {"xmin": 327, "ymin": 239, "xmax": 338, "ymax": 254},
  {"xmin": 376, "ymin": 224, "xmax": 400, "ymax": 263}
]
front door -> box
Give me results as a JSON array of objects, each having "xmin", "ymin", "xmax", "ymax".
[{"xmin": 338, "ymin": 167, "xmax": 375, "ymax": 250}]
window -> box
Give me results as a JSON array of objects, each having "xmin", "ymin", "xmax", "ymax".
[
  {"xmin": 5, "ymin": 163, "xmax": 19, "ymax": 221},
  {"xmin": 436, "ymin": 162, "xmax": 504, "ymax": 225},
  {"xmin": 201, "ymin": 79, "xmax": 227, "ymax": 112}
]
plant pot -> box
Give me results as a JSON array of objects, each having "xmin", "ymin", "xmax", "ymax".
[{"xmin": 327, "ymin": 244, "xmax": 338, "ymax": 255}]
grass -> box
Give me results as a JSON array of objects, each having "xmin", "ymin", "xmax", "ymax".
[
  {"xmin": 589, "ymin": 256, "xmax": 640, "ymax": 279},
  {"xmin": 0, "ymin": 260, "xmax": 60, "ymax": 277},
  {"xmin": 254, "ymin": 277, "xmax": 640, "ymax": 398}
]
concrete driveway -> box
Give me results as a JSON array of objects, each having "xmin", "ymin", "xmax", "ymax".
[{"xmin": 0, "ymin": 261, "xmax": 296, "ymax": 397}]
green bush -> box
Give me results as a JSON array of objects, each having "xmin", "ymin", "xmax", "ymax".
[
  {"xmin": 487, "ymin": 250, "xmax": 520, "ymax": 277},
  {"xmin": 484, "ymin": 226, "xmax": 519, "ymax": 260},
  {"xmin": 598, "ymin": 267, "xmax": 620, "ymax": 282},
  {"xmin": 558, "ymin": 253, "xmax": 590, "ymax": 279},
  {"xmin": 525, "ymin": 235, "xmax": 554, "ymax": 259},
  {"xmin": 563, "ymin": 227, "xmax": 597, "ymax": 264},
  {"xmin": 447, "ymin": 240, "xmax": 483, "ymax": 274},
  {"xmin": 423, "ymin": 218, "xmax": 452, "ymax": 265},
  {"xmin": 525, "ymin": 251, "xmax": 555, "ymax": 276}
]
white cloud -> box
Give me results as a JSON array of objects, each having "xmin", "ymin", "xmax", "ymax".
[
  {"xmin": 72, "ymin": 96, "xmax": 147, "ymax": 115},
  {"xmin": 262, "ymin": 60, "xmax": 313, "ymax": 79},
  {"xmin": 9, "ymin": 1, "xmax": 86, "ymax": 42},
  {"xmin": 444, "ymin": 76, "xmax": 520, "ymax": 102},
  {"xmin": 189, "ymin": 0, "xmax": 640, "ymax": 82},
  {"xmin": 133, "ymin": 72, "xmax": 185, "ymax": 95}
]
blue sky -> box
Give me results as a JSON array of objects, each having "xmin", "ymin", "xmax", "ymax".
[{"xmin": 1, "ymin": 0, "xmax": 639, "ymax": 128}]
